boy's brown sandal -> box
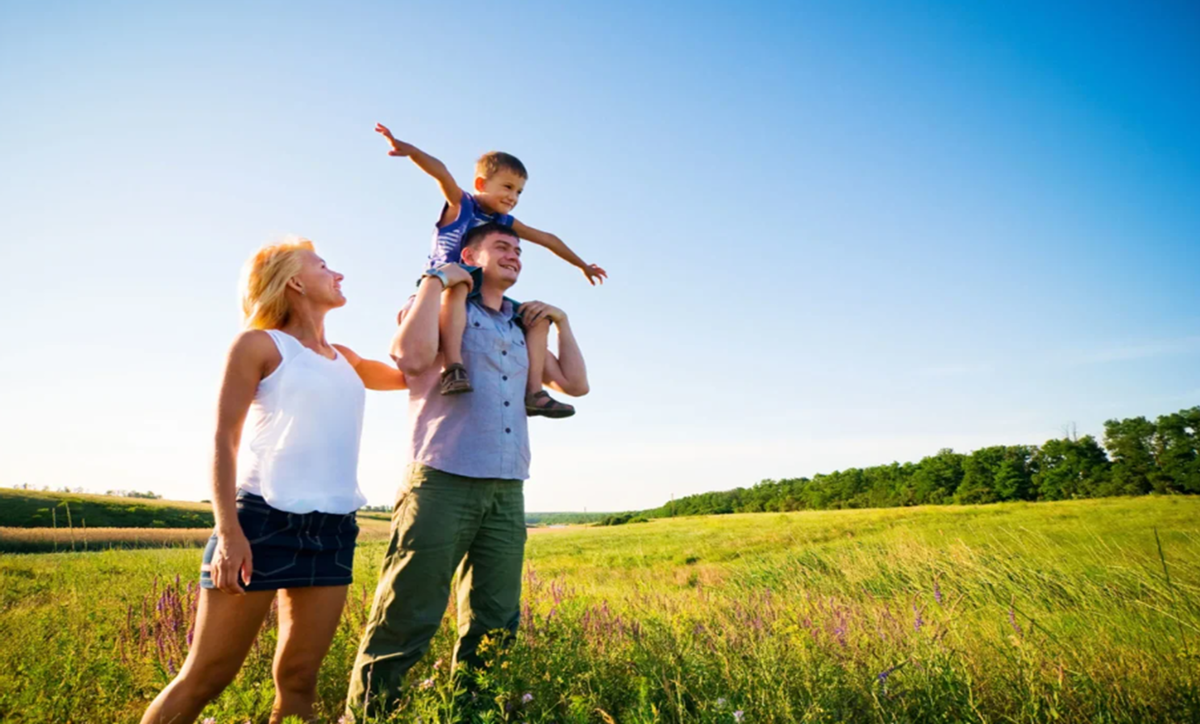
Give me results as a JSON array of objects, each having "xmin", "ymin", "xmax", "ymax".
[
  {"xmin": 526, "ymin": 390, "xmax": 575, "ymax": 418},
  {"xmin": 439, "ymin": 363, "xmax": 473, "ymax": 395}
]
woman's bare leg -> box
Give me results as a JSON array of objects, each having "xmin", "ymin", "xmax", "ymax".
[
  {"xmin": 269, "ymin": 585, "xmax": 350, "ymax": 724},
  {"xmin": 139, "ymin": 588, "xmax": 277, "ymax": 724}
]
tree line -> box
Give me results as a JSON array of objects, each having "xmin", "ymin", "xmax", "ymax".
[{"xmin": 647, "ymin": 406, "xmax": 1199, "ymax": 518}]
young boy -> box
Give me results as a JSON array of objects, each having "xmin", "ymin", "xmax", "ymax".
[{"xmin": 376, "ymin": 123, "xmax": 606, "ymax": 418}]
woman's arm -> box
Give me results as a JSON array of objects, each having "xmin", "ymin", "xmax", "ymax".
[
  {"xmin": 209, "ymin": 330, "xmax": 280, "ymax": 594},
  {"xmin": 333, "ymin": 344, "xmax": 408, "ymax": 391}
]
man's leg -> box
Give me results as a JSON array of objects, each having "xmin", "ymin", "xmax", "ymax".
[
  {"xmin": 347, "ymin": 465, "xmax": 481, "ymax": 716},
  {"xmin": 453, "ymin": 479, "xmax": 527, "ymax": 672}
]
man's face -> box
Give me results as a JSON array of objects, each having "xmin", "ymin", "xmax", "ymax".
[{"xmin": 463, "ymin": 231, "xmax": 522, "ymax": 286}]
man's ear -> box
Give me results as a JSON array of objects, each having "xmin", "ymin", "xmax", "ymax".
[
  {"xmin": 473, "ymin": 176, "xmax": 487, "ymax": 192},
  {"xmin": 460, "ymin": 246, "xmax": 476, "ymax": 266}
]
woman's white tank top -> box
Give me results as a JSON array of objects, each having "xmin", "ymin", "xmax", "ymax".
[{"xmin": 237, "ymin": 329, "xmax": 367, "ymax": 515}]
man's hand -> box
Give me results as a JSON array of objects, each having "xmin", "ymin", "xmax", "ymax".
[
  {"xmin": 520, "ymin": 301, "xmax": 567, "ymax": 327},
  {"xmin": 581, "ymin": 263, "xmax": 608, "ymax": 286},
  {"xmin": 375, "ymin": 123, "xmax": 415, "ymax": 157}
]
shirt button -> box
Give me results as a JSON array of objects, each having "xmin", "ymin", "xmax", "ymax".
[
  {"xmin": 502, "ymin": 350, "xmax": 507, "ymax": 356},
  {"xmin": 505, "ymin": 427, "xmax": 511, "ymax": 434},
  {"xmin": 502, "ymin": 376, "xmax": 508, "ymax": 381},
  {"xmin": 504, "ymin": 401, "xmax": 510, "ymax": 407},
  {"xmin": 474, "ymin": 322, "xmax": 480, "ymax": 327}
]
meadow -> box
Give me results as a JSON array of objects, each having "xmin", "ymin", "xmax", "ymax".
[{"xmin": 1, "ymin": 496, "xmax": 1198, "ymax": 723}]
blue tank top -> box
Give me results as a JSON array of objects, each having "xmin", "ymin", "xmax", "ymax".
[{"xmin": 427, "ymin": 191, "xmax": 514, "ymax": 269}]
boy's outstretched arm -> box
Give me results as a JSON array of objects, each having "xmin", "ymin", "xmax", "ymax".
[
  {"xmin": 511, "ymin": 218, "xmax": 608, "ymax": 286},
  {"xmin": 375, "ymin": 123, "xmax": 462, "ymax": 210}
]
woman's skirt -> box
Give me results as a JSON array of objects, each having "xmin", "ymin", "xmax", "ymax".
[{"xmin": 200, "ymin": 491, "xmax": 359, "ymax": 592}]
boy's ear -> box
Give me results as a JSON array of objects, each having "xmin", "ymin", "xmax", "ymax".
[{"xmin": 473, "ymin": 176, "xmax": 487, "ymax": 192}]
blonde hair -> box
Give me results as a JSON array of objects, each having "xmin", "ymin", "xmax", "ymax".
[{"xmin": 239, "ymin": 237, "xmax": 315, "ymax": 330}]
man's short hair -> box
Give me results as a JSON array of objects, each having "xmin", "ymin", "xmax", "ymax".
[
  {"xmin": 463, "ymin": 222, "xmax": 518, "ymax": 251},
  {"xmin": 475, "ymin": 151, "xmax": 527, "ymax": 180}
]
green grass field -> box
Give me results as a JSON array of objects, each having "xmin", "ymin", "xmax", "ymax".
[
  {"xmin": 2, "ymin": 496, "xmax": 1198, "ymax": 723},
  {"xmin": 0, "ymin": 489, "xmax": 214, "ymax": 528}
]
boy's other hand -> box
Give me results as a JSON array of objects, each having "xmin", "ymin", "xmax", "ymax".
[
  {"xmin": 375, "ymin": 123, "xmax": 414, "ymax": 157},
  {"xmin": 435, "ymin": 263, "xmax": 475, "ymax": 290},
  {"xmin": 582, "ymin": 263, "xmax": 608, "ymax": 286}
]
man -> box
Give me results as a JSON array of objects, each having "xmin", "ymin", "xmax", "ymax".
[{"xmin": 347, "ymin": 222, "xmax": 590, "ymax": 715}]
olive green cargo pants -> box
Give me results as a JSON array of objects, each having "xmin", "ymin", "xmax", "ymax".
[{"xmin": 347, "ymin": 463, "xmax": 527, "ymax": 715}]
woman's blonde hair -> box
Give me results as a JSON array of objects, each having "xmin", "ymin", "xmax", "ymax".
[{"xmin": 239, "ymin": 237, "xmax": 315, "ymax": 330}]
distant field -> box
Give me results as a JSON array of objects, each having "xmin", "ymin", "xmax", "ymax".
[
  {"xmin": 0, "ymin": 517, "xmax": 394, "ymax": 553},
  {"xmin": 0, "ymin": 489, "xmax": 213, "ymax": 528},
  {"xmin": 2, "ymin": 496, "xmax": 1198, "ymax": 723},
  {"xmin": 0, "ymin": 489, "xmax": 595, "ymax": 533}
]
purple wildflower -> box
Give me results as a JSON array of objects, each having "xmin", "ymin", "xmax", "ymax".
[
  {"xmin": 734, "ymin": 710, "xmax": 745, "ymax": 722},
  {"xmin": 912, "ymin": 603, "xmax": 924, "ymax": 632},
  {"xmin": 934, "ymin": 580, "xmax": 943, "ymax": 605},
  {"xmin": 1009, "ymin": 606, "xmax": 1023, "ymax": 636},
  {"xmin": 522, "ymin": 692, "xmax": 534, "ymax": 703},
  {"xmin": 717, "ymin": 697, "xmax": 727, "ymax": 708},
  {"xmin": 419, "ymin": 677, "xmax": 434, "ymax": 689}
]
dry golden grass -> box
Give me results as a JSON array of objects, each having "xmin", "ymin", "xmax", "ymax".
[{"xmin": 0, "ymin": 517, "xmax": 394, "ymax": 553}]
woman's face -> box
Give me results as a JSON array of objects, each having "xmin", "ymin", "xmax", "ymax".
[{"xmin": 293, "ymin": 250, "xmax": 345, "ymax": 307}]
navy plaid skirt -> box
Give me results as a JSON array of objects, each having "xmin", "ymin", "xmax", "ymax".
[{"xmin": 200, "ymin": 491, "xmax": 359, "ymax": 591}]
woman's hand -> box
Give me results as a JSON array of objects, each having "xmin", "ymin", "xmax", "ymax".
[{"xmin": 210, "ymin": 527, "xmax": 253, "ymax": 594}]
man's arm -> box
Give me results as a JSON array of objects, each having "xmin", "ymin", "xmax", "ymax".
[
  {"xmin": 389, "ymin": 264, "xmax": 474, "ymax": 376},
  {"xmin": 333, "ymin": 344, "xmax": 408, "ymax": 391},
  {"xmin": 511, "ymin": 218, "xmax": 607, "ymax": 286},
  {"xmin": 375, "ymin": 123, "xmax": 462, "ymax": 211},
  {"xmin": 522, "ymin": 302, "xmax": 589, "ymax": 396}
]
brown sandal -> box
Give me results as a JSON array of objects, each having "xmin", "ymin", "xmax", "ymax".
[
  {"xmin": 526, "ymin": 390, "xmax": 575, "ymax": 419},
  {"xmin": 440, "ymin": 363, "xmax": 473, "ymax": 395}
]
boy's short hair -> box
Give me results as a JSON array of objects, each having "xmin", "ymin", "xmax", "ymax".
[
  {"xmin": 463, "ymin": 222, "xmax": 518, "ymax": 250},
  {"xmin": 475, "ymin": 151, "xmax": 527, "ymax": 180}
]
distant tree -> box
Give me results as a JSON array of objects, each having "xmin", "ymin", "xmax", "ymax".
[
  {"xmin": 912, "ymin": 449, "xmax": 965, "ymax": 504},
  {"xmin": 1104, "ymin": 416, "xmax": 1158, "ymax": 495},
  {"xmin": 1033, "ymin": 435, "xmax": 1110, "ymax": 500},
  {"xmin": 1152, "ymin": 407, "xmax": 1200, "ymax": 494}
]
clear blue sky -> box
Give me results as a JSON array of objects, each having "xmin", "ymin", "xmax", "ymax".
[{"xmin": 1, "ymin": 0, "xmax": 1197, "ymax": 511}]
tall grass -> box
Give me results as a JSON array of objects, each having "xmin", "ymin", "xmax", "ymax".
[{"xmin": 1, "ymin": 496, "xmax": 1197, "ymax": 722}]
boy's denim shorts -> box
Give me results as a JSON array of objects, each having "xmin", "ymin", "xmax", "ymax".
[{"xmin": 200, "ymin": 491, "xmax": 358, "ymax": 592}]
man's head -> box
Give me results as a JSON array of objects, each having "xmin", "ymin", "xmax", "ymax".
[
  {"xmin": 461, "ymin": 222, "xmax": 521, "ymax": 289},
  {"xmin": 473, "ymin": 151, "xmax": 527, "ymax": 216}
]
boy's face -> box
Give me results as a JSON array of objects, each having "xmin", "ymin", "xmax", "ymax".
[{"xmin": 473, "ymin": 169, "xmax": 526, "ymax": 215}]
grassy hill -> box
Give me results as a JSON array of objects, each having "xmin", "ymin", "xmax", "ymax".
[
  {"xmin": 2, "ymin": 496, "xmax": 1198, "ymax": 722},
  {"xmin": 0, "ymin": 489, "xmax": 607, "ymax": 531},
  {"xmin": 0, "ymin": 489, "xmax": 213, "ymax": 529}
]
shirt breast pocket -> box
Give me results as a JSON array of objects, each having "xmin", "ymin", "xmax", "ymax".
[{"xmin": 462, "ymin": 322, "xmax": 493, "ymax": 354}]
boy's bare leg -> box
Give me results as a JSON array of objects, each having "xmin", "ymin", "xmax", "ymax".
[
  {"xmin": 439, "ymin": 284, "xmax": 472, "ymax": 394},
  {"xmin": 524, "ymin": 318, "xmax": 574, "ymax": 418}
]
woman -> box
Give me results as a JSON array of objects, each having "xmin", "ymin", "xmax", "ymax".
[{"xmin": 141, "ymin": 238, "xmax": 406, "ymax": 724}]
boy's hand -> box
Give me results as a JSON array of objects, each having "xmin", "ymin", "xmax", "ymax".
[
  {"xmin": 375, "ymin": 123, "xmax": 415, "ymax": 157},
  {"xmin": 520, "ymin": 301, "xmax": 567, "ymax": 326},
  {"xmin": 581, "ymin": 263, "xmax": 608, "ymax": 286}
]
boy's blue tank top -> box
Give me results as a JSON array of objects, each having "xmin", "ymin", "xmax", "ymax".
[{"xmin": 427, "ymin": 191, "xmax": 514, "ymax": 269}]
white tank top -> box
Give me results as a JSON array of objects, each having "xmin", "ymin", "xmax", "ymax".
[{"xmin": 237, "ymin": 329, "xmax": 367, "ymax": 514}]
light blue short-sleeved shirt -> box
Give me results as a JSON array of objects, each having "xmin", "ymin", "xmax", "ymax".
[{"xmin": 404, "ymin": 296, "xmax": 531, "ymax": 481}]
